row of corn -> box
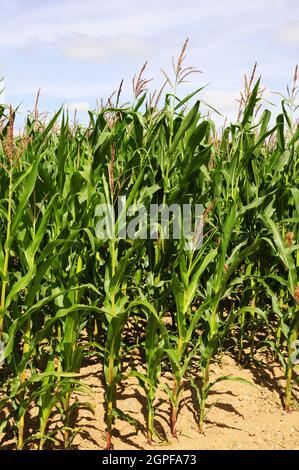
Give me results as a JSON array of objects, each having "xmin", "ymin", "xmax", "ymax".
[{"xmin": 0, "ymin": 54, "xmax": 298, "ymax": 449}]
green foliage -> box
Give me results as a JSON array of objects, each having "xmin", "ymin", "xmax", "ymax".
[{"xmin": 0, "ymin": 71, "xmax": 298, "ymax": 450}]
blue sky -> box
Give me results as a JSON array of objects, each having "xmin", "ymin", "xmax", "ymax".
[{"xmin": 0, "ymin": 0, "xmax": 299, "ymax": 127}]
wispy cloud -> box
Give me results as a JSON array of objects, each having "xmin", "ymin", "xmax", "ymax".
[
  {"xmin": 59, "ymin": 34, "xmax": 152, "ymax": 62},
  {"xmin": 9, "ymin": 83, "xmax": 114, "ymax": 99},
  {"xmin": 1, "ymin": 0, "xmax": 298, "ymax": 126},
  {"xmin": 0, "ymin": 77, "xmax": 6, "ymax": 103},
  {"xmin": 277, "ymin": 21, "xmax": 299, "ymax": 44},
  {"xmin": 0, "ymin": 0, "xmax": 289, "ymax": 47},
  {"xmin": 66, "ymin": 101, "xmax": 91, "ymax": 112},
  {"xmin": 202, "ymin": 89, "xmax": 239, "ymax": 115}
]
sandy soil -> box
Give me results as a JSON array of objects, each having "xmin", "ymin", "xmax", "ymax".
[
  {"xmin": 1, "ymin": 354, "xmax": 298, "ymax": 450},
  {"xmin": 73, "ymin": 355, "xmax": 299, "ymax": 450}
]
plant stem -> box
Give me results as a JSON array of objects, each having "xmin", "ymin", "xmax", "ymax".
[
  {"xmin": 63, "ymin": 391, "xmax": 71, "ymax": 448},
  {"xmin": 238, "ymin": 310, "xmax": 246, "ymax": 364},
  {"xmin": 171, "ymin": 379, "xmax": 178, "ymax": 437},
  {"xmin": 198, "ymin": 397, "xmax": 206, "ymax": 433},
  {"xmin": 285, "ymin": 314, "xmax": 298, "ymax": 411},
  {"xmin": 0, "ymin": 169, "xmax": 13, "ymax": 336},
  {"xmin": 199, "ymin": 363, "xmax": 209, "ymax": 433},
  {"xmin": 285, "ymin": 364, "xmax": 293, "ymax": 411},
  {"xmin": 106, "ymin": 355, "xmax": 115, "ymax": 450},
  {"xmin": 17, "ymin": 321, "xmax": 30, "ymax": 450},
  {"xmin": 147, "ymin": 406, "xmax": 154, "ymax": 445},
  {"xmin": 39, "ymin": 420, "xmax": 47, "ymax": 450}
]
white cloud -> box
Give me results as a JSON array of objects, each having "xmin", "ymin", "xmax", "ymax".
[
  {"xmin": 1, "ymin": 0, "xmax": 297, "ymax": 119},
  {"xmin": 202, "ymin": 89, "xmax": 239, "ymax": 115},
  {"xmin": 277, "ymin": 21, "xmax": 299, "ymax": 44},
  {"xmin": 9, "ymin": 83, "xmax": 114, "ymax": 99},
  {"xmin": 0, "ymin": 0, "xmax": 16, "ymax": 10},
  {"xmin": 0, "ymin": 77, "xmax": 6, "ymax": 103},
  {"xmin": 66, "ymin": 101, "xmax": 90, "ymax": 112},
  {"xmin": 60, "ymin": 34, "xmax": 152, "ymax": 62},
  {"xmin": 0, "ymin": 0, "xmax": 289, "ymax": 47},
  {"xmin": 226, "ymin": 0, "xmax": 286, "ymax": 10}
]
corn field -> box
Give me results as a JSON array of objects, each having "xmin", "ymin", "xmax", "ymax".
[{"xmin": 0, "ymin": 47, "xmax": 298, "ymax": 450}]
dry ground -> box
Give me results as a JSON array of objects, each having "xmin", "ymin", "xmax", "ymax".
[{"xmin": 1, "ymin": 354, "xmax": 298, "ymax": 450}]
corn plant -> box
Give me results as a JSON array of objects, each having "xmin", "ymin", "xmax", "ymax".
[{"xmin": 0, "ymin": 44, "xmax": 298, "ymax": 450}]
